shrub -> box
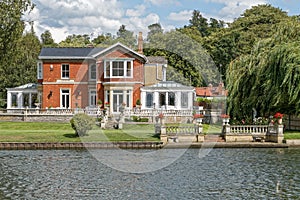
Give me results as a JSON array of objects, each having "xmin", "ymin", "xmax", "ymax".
[
  {"xmin": 140, "ymin": 118, "xmax": 149, "ymax": 122},
  {"xmin": 70, "ymin": 113, "xmax": 94, "ymax": 137},
  {"xmin": 132, "ymin": 116, "xmax": 149, "ymax": 122}
]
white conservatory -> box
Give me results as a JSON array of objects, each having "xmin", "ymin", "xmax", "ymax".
[
  {"xmin": 140, "ymin": 81, "xmax": 195, "ymax": 110},
  {"xmin": 6, "ymin": 83, "xmax": 39, "ymax": 109}
]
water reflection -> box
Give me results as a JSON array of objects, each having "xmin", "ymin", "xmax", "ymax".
[{"xmin": 0, "ymin": 148, "xmax": 299, "ymax": 199}]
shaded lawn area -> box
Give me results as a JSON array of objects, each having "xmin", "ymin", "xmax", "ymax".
[
  {"xmin": 284, "ymin": 130, "xmax": 300, "ymax": 140},
  {"xmin": 0, "ymin": 122, "xmax": 159, "ymax": 142}
]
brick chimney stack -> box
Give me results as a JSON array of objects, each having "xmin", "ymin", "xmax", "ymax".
[{"xmin": 138, "ymin": 32, "xmax": 143, "ymax": 54}]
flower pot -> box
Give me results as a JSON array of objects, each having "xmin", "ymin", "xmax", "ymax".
[
  {"xmin": 278, "ymin": 118, "xmax": 282, "ymax": 124},
  {"xmin": 196, "ymin": 118, "xmax": 203, "ymax": 124}
]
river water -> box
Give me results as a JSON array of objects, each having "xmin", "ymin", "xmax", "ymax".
[{"xmin": 0, "ymin": 148, "xmax": 299, "ymax": 199}]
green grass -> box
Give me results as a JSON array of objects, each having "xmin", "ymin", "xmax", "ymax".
[
  {"xmin": 0, "ymin": 122, "xmax": 159, "ymax": 142},
  {"xmin": 284, "ymin": 130, "xmax": 300, "ymax": 140}
]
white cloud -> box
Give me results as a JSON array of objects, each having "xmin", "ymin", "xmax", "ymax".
[
  {"xmin": 205, "ymin": 0, "xmax": 267, "ymax": 21},
  {"xmin": 144, "ymin": 0, "xmax": 180, "ymax": 6},
  {"xmin": 30, "ymin": 0, "xmax": 129, "ymax": 42},
  {"xmin": 168, "ymin": 10, "xmax": 193, "ymax": 22},
  {"xmin": 126, "ymin": 5, "xmax": 146, "ymax": 17}
]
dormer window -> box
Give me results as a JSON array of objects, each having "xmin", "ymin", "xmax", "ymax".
[{"xmin": 104, "ymin": 59, "xmax": 133, "ymax": 78}]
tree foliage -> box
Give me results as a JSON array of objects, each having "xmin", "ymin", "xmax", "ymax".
[
  {"xmin": 41, "ymin": 30, "xmax": 56, "ymax": 47},
  {"xmin": 0, "ymin": 0, "xmax": 36, "ymax": 106},
  {"xmin": 227, "ymin": 18, "xmax": 300, "ymax": 118}
]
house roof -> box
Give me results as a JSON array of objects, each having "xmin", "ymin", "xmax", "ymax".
[
  {"xmin": 92, "ymin": 42, "xmax": 147, "ymax": 63},
  {"xmin": 38, "ymin": 43, "xmax": 148, "ymax": 62},
  {"xmin": 195, "ymin": 83, "xmax": 228, "ymax": 97},
  {"xmin": 142, "ymin": 81, "xmax": 194, "ymax": 91},
  {"xmin": 195, "ymin": 87, "xmax": 213, "ymax": 97},
  {"xmin": 39, "ymin": 47, "xmax": 105, "ymax": 60},
  {"xmin": 7, "ymin": 83, "xmax": 38, "ymax": 91}
]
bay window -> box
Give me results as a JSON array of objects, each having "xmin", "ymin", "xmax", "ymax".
[{"xmin": 104, "ymin": 60, "xmax": 133, "ymax": 78}]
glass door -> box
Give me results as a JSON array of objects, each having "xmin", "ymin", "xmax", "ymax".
[
  {"xmin": 113, "ymin": 90, "xmax": 123, "ymax": 113},
  {"xmin": 61, "ymin": 89, "xmax": 70, "ymax": 109}
]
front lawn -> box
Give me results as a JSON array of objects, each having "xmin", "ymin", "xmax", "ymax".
[
  {"xmin": 0, "ymin": 122, "xmax": 159, "ymax": 142},
  {"xmin": 284, "ymin": 130, "xmax": 300, "ymax": 140}
]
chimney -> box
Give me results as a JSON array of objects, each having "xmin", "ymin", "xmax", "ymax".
[{"xmin": 138, "ymin": 32, "xmax": 143, "ymax": 54}]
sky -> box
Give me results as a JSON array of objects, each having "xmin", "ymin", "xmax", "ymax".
[{"xmin": 25, "ymin": 0, "xmax": 300, "ymax": 43}]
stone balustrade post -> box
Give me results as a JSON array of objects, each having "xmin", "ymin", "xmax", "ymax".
[
  {"xmin": 223, "ymin": 124, "xmax": 230, "ymax": 135},
  {"xmin": 276, "ymin": 124, "xmax": 284, "ymax": 143},
  {"xmin": 197, "ymin": 123, "xmax": 203, "ymax": 134}
]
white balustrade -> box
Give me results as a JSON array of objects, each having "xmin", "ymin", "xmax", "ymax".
[{"xmin": 230, "ymin": 125, "xmax": 269, "ymax": 135}]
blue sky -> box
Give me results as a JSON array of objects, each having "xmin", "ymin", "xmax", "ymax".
[{"xmin": 26, "ymin": 0, "xmax": 299, "ymax": 42}]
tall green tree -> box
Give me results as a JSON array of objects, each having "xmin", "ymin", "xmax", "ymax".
[
  {"xmin": 59, "ymin": 34, "xmax": 92, "ymax": 47},
  {"xmin": 188, "ymin": 10, "xmax": 209, "ymax": 37},
  {"xmin": 205, "ymin": 4, "xmax": 290, "ymax": 83},
  {"xmin": 41, "ymin": 30, "xmax": 56, "ymax": 47},
  {"xmin": 0, "ymin": 0, "xmax": 34, "ymax": 106},
  {"xmin": 115, "ymin": 25, "xmax": 136, "ymax": 48},
  {"xmin": 147, "ymin": 23, "xmax": 163, "ymax": 42},
  {"xmin": 227, "ymin": 18, "xmax": 300, "ymax": 118}
]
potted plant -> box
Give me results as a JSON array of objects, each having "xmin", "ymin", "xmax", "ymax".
[
  {"xmin": 104, "ymin": 102, "xmax": 110, "ymax": 107},
  {"xmin": 274, "ymin": 112, "xmax": 284, "ymax": 124},
  {"xmin": 158, "ymin": 113, "xmax": 164, "ymax": 124},
  {"xmin": 193, "ymin": 113, "xmax": 204, "ymax": 123},
  {"xmin": 136, "ymin": 99, "xmax": 141, "ymax": 108},
  {"xmin": 34, "ymin": 98, "xmax": 40, "ymax": 108},
  {"xmin": 97, "ymin": 99, "xmax": 103, "ymax": 107},
  {"xmin": 221, "ymin": 114, "xmax": 230, "ymax": 124}
]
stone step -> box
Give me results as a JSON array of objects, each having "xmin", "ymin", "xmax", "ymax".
[{"xmin": 204, "ymin": 135, "xmax": 225, "ymax": 142}]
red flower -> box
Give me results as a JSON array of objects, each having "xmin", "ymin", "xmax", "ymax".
[
  {"xmin": 158, "ymin": 113, "xmax": 164, "ymax": 119},
  {"xmin": 221, "ymin": 114, "xmax": 230, "ymax": 118},
  {"xmin": 193, "ymin": 114, "xmax": 204, "ymax": 119},
  {"xmin": 274, "ymin": 112, "xmax": 284, "ymax": 119}
]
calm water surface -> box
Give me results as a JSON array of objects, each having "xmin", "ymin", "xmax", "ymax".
[{"xmin": 0, "ymin": 148, "xmax": 299, "ymax": 199}]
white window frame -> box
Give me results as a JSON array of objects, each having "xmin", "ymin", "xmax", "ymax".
[
  {"xmin": 60, "ymin": 89, "xmax": 71, "ymax": 109},
  {"xmin": 61, "ymin": 64, "xmax": 70, "ymax": 79},
  {"xmin": 89, "ymin": 89, "xmax": 97, "ymax": 107},
  {"xmin": 37, "ymin": 61, "xmax": 43, "ymax": 79},
  {"xmin": 146, "ymin": 92, "xmax": 153, "ymax": 108},
  {"xmin": 104, "ymin": 59, "xmax": 133, "ymax": 78},
  {"xmin": 181, "ymin": 92, "xmax": 189, "ymax": 108},
  {"xmin": 89, "ymin": 64, "xmax": 96, "ymax": 81}
]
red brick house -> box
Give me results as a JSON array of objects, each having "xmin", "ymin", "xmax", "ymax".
[{"xmin": 37, "ymin": 42, "xmax": 149, "ymax": 113}]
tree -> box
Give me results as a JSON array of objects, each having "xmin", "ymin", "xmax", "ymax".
[
  {"xmin": 204, "ymin": 4, "xmax": 289, "ymax": 83},
  {"xmin": 144, "ymin": 29, "xmax": 219, "ymax": 87},
  {"xmin": 41, "ymin": 30, "xmax": 56, "ymax": 47},
  {"xmin": 116, "ymin": 25, "xmax": 136, "ymax": 48},
  {"xmin": 92, "ymin": 34, "xmax": 111, "ymax": 45},
  {"xmin": 189, "ymin": 10, "xmax": 209, "ymax": 37},
  {"xmin": 0, "ymin": 0, "xmax": 34, "ymax": 107},
  {"xmin": 59, "ymin": 34, "xmax": 92, "ymax": 47},
  {"xmin": 147, "ymin": 23, "xmax": 163, "ymax": 42},
  {"xmin": 226, "ymin": 18, "xmax": 300, "ymax": 118}
]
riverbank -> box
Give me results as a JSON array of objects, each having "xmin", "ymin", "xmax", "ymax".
[{"xmin": 0, "ymin": 140, "xmax": 299, "ymax": 150}]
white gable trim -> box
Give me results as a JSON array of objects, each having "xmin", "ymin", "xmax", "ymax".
[{"xmin": 92, "ymin": 42, "xmax": 147, "ymax": 63}]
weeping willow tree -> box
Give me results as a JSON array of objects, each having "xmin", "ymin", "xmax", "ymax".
[{"xmin": 227, "ymin": 17, "xmax": 300, "ymax": 119}]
